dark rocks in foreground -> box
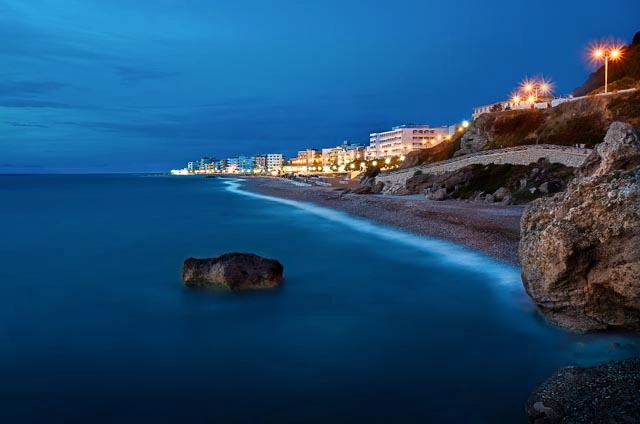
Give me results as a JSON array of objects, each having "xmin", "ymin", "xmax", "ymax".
[
  {"xmin": 182, "ymin": 253, "xmax": 284, "ymax": 290},
  {"xmin": 526, "ymin": 358, "xmax": 640, "ymax": 423}
]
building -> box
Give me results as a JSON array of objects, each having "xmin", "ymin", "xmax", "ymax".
[
  {"xmin": 367, "ymin": 125, "xmax": 450, "ymax": 159},
  {"xmin": 290, "ymin": 149, "xmax": 321, "ymax": 167},
  {"xmin": 255, "ymin": 155, "xmax": 267, "ymax": 172},
  {"xmin": 473, "ymin": 96, "xmax": 556, "ymax": 119},
  {"xmin": 321, "ymin": 141, "xmax": 365, "ymax": 168},
  {"xmin": 266, "ymin": 153, "xmax": 283, "ymax": 172}
]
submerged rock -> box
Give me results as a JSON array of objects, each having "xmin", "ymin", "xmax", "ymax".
[
  {"xmin": 519, "ymin": 122, "xmax": 640, "ymax": 331},
  {"xmin": 182, "ymin": 253, "xmax": 284, "ymax": 290},
  {"xmin": 526, "ymin": 358, "xmax": 640, "ymax": 423}
]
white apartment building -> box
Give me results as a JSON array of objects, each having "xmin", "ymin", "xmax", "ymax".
[
  {"xmin": 367, "ymin": 125, "xmax": 450, "ymax": 159},
  {"xmin": 266, "ymin": 153, "xmax": 283, "ymax": 172}
]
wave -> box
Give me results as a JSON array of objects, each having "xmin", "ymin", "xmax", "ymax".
[{"xmin": 222, "ymin": 178, "xmax": 522, "ymax": 290}]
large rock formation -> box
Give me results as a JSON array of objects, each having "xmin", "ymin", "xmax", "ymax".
[
  {"xmin": 526, "ymin": 358, "xmax": 640, "ymax": 423},
  {"xmin": 182, "ymin": 253, "xmax": 284, "ymax": 290},
  {"xmin": 460, "ymin": 114, "xmax": 491, "ymax": 152},
  {"xmin": 519, "ymin": 122, "xmax": 640, "ymax": 331}
]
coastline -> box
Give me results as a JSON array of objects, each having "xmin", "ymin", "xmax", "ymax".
[{"xmin": 237, "ymin": 176, "xmax": 524, "ymax": 266}]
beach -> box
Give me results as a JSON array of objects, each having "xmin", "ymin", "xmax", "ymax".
[{"xmin": 240, "ymin": 177, "xmax": 525, "ymax": 266}]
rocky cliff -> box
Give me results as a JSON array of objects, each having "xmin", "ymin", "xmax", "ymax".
[
  {"xmin": 519, "ymin": 122, "xmax": 640, "ymax": 331},
  {"xmin": 459, "ymin": 89, "xmax": 640, "ymax": 154}
]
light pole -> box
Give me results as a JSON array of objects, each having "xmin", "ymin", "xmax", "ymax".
[
  {"xmin": 592, "ymin": 46, "xmax": 622, "ymax": 93},
  {"xmin": 521, "ymin": 78, "xmax": 552, "ymax": 103}
]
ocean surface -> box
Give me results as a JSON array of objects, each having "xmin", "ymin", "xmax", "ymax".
[{"xmin": 0, "ymin": 174, "xmax": 638, "ymax": 423}]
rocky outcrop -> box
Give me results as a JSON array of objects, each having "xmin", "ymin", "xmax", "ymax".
[
  {"xmin": 578, "ymin": 121, "xmax": 640, "ymax": 178},
  {"xmin": 526, "ymin": 358, "xmax": 640, "ymax": 423},
  {"xmin": 460, "ymin": 114, "xmax": 491, "ymax": 152},
  {"xmin": 360, "ymin": 167, "xmax": 380, "ymax": 187},
  {"xmin": 182, "ymin": 253, "xmax": 284, "ymax": 290},
  {"xmin": 520, "ymin": 122, "xmax": 640, "ymax": 331}
]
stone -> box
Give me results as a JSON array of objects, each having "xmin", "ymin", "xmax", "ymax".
[
  {"xmin": 182, "ymin": 253, "xmax": 284, "ymax": 290},
  {"xmin": 579, "ymin": 121, "xmax": 640, "ymax": 179},
  {"xmin": 460, "ymin": 114, "xmax": 490, "ymax": 152},
  {"xmin": 360, "ymin": 167, "xmax": 380, "ymax": 187},
  {"xmin": 492, "ymin": 187, "xmax": 510, "ymax": 201},
  {"xmin": 453, "ymin": 148, "xmax": 471, "ymax": 157},
  {"xmin": 484, "ymin": 194, "xmax": 495, "ymax": 203},
  {"xmin": 520, "ymin": 178, "xmax": 528, "ymax": 189},
  {"xmin": 500, "ymin": 194, "xmax": 513, "ymax": 205},
  {"xmin": 370, "ymin": 181, "xmax": 385, "ymax": 194},
  {"xmin": 539, "ymin": 181, "xmax": 549, "ymax": 194},
  {"xmin": 526, "ymin": 358, "xmax": 640, "ymax": 423},
  {"xmin": 519, "ymin": 122, "xmax": 640, "ymax": 331},
  {"xmin": 427, "ymin": 188, "xmax": 447, "ymax": 201}
]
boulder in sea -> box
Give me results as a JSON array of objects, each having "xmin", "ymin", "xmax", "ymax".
[
  {"xmin": 519, "ymin": 122, "xmax": 640, "ymax": 331},
  {"xmin": 182, "ymin": 253, "xmax": 284, "ymax": 290},
  {"xmin": 526, "ymin": 358, "xmax": 640, "ymax": 423}
]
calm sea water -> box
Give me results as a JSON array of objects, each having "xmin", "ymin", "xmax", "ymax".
[{"xmin": 0, "ymin": 174, "xmax": 638, "ymax": 423}]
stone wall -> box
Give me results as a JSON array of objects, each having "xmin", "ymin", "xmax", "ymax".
[{"xmin": 378, "ymin": 145, "xmax": 590, "ymax": 194}]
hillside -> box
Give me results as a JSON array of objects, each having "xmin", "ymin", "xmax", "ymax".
[
  {"xmin": 459, "ymin": 89, "xmax": 640, "ymax": 153},
  {"xmin": 574, "ymin": 31, "xmax": 640, "ymax": 96}
]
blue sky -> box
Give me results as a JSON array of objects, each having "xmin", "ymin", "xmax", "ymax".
[{"xmin": 1, "ymin": 0, "xmax": 638, "ymax": 172}]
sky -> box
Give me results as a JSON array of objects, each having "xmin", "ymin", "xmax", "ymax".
[{"xmin": 1, "ymin": 0, "xmax": 638, "ymax": 173}]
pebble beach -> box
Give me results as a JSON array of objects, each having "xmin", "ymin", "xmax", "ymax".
[{"xmin": 240, "ymin": 177, "xmax": 525, "ymax": 266}]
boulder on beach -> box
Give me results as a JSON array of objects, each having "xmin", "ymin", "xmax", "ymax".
[
  {"xmin": 182, "ymin": 253, "xmax": 284, "ymax": 290},
  {"xmin": 519, "ymin": 122, "xmax": 640, "ymax": 331},
  {"xmin": 526, "ymin": 358, "xmax": 640, "ymax": 423}
]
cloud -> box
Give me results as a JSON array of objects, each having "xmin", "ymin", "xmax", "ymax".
[
  {"xmin": 0, "ymin": 81, "xmax": 66, "ymax": 96},
  {"xmin": 7, "ymin": 121, "xmax": 50, "ymax": 128},
  {"xmin": 0, "ymin": 19, "xmax": 111, "ymax": 61},
  {"xmin": 0, "ymin": 98, "xmax": 72, "ymax": 108},
  {"xmin": 115, "ymin": 65, "xmax": 180, "ymax": 82}
]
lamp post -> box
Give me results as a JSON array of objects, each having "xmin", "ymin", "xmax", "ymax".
[
  {"xmin": 521, "ymin": 79, "xmax": 552, "ymax": 103},
  {"xmin": 592, "ymin": 46, "xmax": 622, "ymax": 93}
]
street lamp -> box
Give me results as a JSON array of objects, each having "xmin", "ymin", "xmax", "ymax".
[
  {"xmin": 520, "ymin": 77, "xmax": 553, "ymax": 103},
  {"xmin": 591, "ymin": 45, "xmax": 623, "ymax": 93}
]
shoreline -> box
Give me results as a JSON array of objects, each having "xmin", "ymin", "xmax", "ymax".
[{"xmin": 236, "ymin": 176, "xmax": 525, "ymax": 266}]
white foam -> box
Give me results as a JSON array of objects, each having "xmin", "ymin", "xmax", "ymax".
[{"xmin": 222, "ymin": 178, "xmax": 522, "ymax": 289}]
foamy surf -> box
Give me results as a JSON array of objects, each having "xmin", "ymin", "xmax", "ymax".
[{"xmin": 222, "ymin": 178, "xmax": 522, "ymax": 290}]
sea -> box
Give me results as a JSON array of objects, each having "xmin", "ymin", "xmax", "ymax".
[{"xmin": 0, "ymin": 174, "xmax": 638, "ymax": 423}]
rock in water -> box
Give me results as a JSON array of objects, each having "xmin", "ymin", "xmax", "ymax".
[
  {"xmin": 526, "ymin": 358, "xmax": 640, "ymax": 423},
  {"xmin": 519, "ymin": 122, "xmax": 640, "ymax": 332},
  {"xmin": 182, "ymin": 253, "xmax": 284, "ymax": 290}
]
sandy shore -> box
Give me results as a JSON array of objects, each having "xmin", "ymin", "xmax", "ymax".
[{"xmin": 237, "ymin": 177, "xmax": 524, "ymax": 266}]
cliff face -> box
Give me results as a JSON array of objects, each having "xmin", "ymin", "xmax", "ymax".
[
  {"xmin": 519, "ymin": 122, "xmax": 640, "ymax": 331},
  {"xmin": 461, "ymin": 89, "xmax": 640, "ymax": 154}
]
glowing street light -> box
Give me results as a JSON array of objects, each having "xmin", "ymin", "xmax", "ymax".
[
  {"xmin": 591, "ymin": 44, "xmax": 623, "ymax": 93},
  {"xmin": 520, "ymin": 77, "xmax": 553, "ymax": 102}
]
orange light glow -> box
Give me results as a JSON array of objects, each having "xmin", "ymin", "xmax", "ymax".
[{"xmin": 590, "ymin": 43, "xmax": 624, "ymax": 62}]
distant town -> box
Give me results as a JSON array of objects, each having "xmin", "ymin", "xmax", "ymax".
[{"xmin": 171, "ymin": 83, "xmax": 636, "ymax": 177}]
